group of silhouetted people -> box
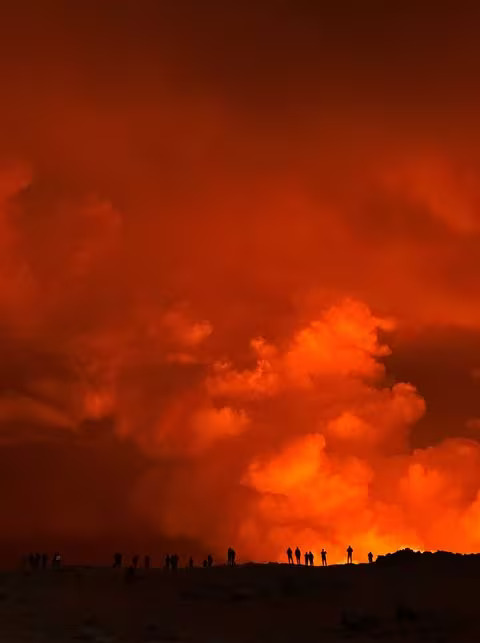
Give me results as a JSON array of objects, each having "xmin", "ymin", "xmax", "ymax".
[
  {"xmin": 165, "ymin": 554, "xmax": 180, "ymax": 570},
  {"xmin": 113, "ymin": 553, "xmax": 151, "ymax": 569},
  {"xmin": 111, "ymin": 551, "xmax": 219, "ymax": 572},
  {"xmin": 26, "ymin": 552, "xmax": 62, "ymax": 571},
  {"xmin": 286, "ymin": 545, "xmax": 375, "ymax": 566},
  {"xmin": 203, "ymin": 554, "xmax": 214, "ymax": 567},
  {"xmin": 26, "ymin": 545, "xmax": 376, "ymax": 574},
  {"xmin": 287, "ymin": 547, "xmax": 318, "ymax": 566}
]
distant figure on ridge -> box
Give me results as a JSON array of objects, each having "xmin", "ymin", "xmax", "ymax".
[
  {"xmin": 188, "ymin": 556, "xmax": 194, "ymax": 568},
  {"xmin": 165, "ymin": 554, "xmax": 171, "ymax": 570},
  {"xmin": 308, "ymin": 551, "xmax": 314, "ymax": 566},
  {"xmin": 295, "ymin": 547, "xmax": 301, "ymax": 565},
  {"xmin": 113, "ymin": 552, "xmax": 123, "ymax": 568},
  {"xmin": 321, "ymin": 548, "xmax": 327, "ymax": 566},
  {"xmin": 287, "ymin": 547, "xmax": 293, "ymax": 564},
  {"xmin": 144, "ymin": 555, "xmax": 151, "ymax": 569},
  {"xmin": 202, "ymin": 559, "xmax": 208, "ymax": 568},
  {"xmin": 227, "ymin": 547, "xmax": 236, "ymax": 566},
  {"xmin": 132, "ymin": 555, "xmax": 139, "ymax": 569},
  {"xmin": 368, "ymin": 552, "xmax": 374, "ymax": 563},
  {"xmin": 171, "ymin": 554, "xmax": 179, "ymax": 570},
  {"xmin": 347, "ymin": 545, "xmax": 353, "ymax": 564},
  {"xmin": 304, "ymin": 551, "xmax": 309, "ymax": 566},
  {"xmin": 207, "ymin": 554, "xmax": 213, "ymax": 567}
]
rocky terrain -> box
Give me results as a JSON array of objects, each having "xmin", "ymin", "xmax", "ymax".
[{"xmin": 0, "ymin": 551, "xmax": 479, "ymax": 642}]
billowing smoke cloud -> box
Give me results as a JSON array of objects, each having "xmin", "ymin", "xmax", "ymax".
[
  {"xmin": 0, "ymin": 1, "xmax": 479, "ymax": 563},
  {"xmin": 126, "ymin": 300, "xmax": 480, "ymax": 563}
]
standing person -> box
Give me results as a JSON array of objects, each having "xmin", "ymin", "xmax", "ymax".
[
  {"xmin": 304, "ymin": 551, "xmax": 309, "ymax": 566},
  {"xmin": 368, "ymin": 552, "xmax": 374, "ymax": 563},
  {"xmin": 144, "ymin": 555, "xmax": 151, "ymax": 569},
  {"xmin": 188, "ymin": 556, "xmax": 194, "ymax": 568},
  {"xmin": 132, "ymin": 555, "xmax": 139, "ymax": 569},
  {"xmin": 207, "ymin": 554, "xmax": 213, "ymax": 567},
  {"xmin": 295, "ymin": 547, "xmax": 301, "ymax": 565},
  {"xmin": 165, "ymin": 554, "xmax": 171, "ymax": 570},
  {"xmin": 308, "ymin": 551, "xmax": 314, "ymax": 566},
  {"xmin": 287, "ymin": 547, "xmax": 293, "ymax": 564},
  {"xmin": 171, "ymin": 554, "xmax": 179, "ymax": 570},
  {"xmin": 230, "ymin": 548, "xmax": 236, "ymax": 566},
  {"xmin": 347, "ymin": 545, "xmax": 353, "ymax": 564},
  {"xmin": 321, "ymin": 549, "xmax": 327, "ymax": 566}
]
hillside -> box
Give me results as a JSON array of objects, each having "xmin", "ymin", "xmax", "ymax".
[{"xmin": 0, "ymin": 554, "xmax": 478, "ymax": 641}]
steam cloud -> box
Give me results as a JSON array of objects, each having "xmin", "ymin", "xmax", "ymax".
[{"xmin": 0, "ymin": 1, "xmax": 480, "ymax": 563}]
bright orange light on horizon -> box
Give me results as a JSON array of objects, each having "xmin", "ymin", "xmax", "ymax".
[{"xmin": 0, "ymin": 2, "xmax": 479, "ymax": 566}]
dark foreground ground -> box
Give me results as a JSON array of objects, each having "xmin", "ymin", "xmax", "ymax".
[{"xmin": 1, "ymin": 554, "xmax": 480, "ymax": 642}]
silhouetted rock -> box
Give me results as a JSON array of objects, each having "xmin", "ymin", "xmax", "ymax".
[{"xmin": 376, "ymin": 547, "xmax": 480, "ymax": 567}]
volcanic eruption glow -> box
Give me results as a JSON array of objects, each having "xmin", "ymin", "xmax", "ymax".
[{"xmin": 0, "ymin": 1, "xmax": 480, "ymax": 565}]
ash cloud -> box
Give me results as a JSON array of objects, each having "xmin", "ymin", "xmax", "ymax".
[{"xmin": 0, "ymin": 1, "xmax": 478, "ymax": 562}]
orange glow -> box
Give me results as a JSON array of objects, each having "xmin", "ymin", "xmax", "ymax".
[{"xmin": 0, "ymin": 2, "xmax": 480, "ymax": 565}]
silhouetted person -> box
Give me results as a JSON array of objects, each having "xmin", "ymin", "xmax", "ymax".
[
  {"xmin": 171, "ymin": 553, "xmax": 179, "ymax": 570},
  {"xmin": 295, "ymin": 547, "xmax": 301, "ymax": 565},
  {"xmin": 144, "ymin": 555, "xmax": 151, "ymax": 569},
  {"xmin": 202, "ymin": 559, "xmax": 207, "ymax": 568},
  {"xmin": 304, "ymin": 551, "xmax": 308, "ymax": 565},
  {"xmin": 41, "ymin": 553, "xmax": 48, "ymax": 570},
  {"xmin": 347, "ymin": 545, "xmax": 353, "ymax": 564},
  {"xmin": 321, "ymin": 548, "xmax": 327, "ymax": 566},
  {"xmin": 113, "ymin": 552, "xmax": 123, "ymax": 568},
  {"xmin": 207, "ymin": 554, "xmax": 213, "ymax": 567},
  {"xmin": 308, "ymin": 551, "xmax": 314, "ymax": 566},
  {"xmin": 287, "ymin": 547, "xmax": 293, "ymax": 565},
  {"xmin": 188, "ymin": 556, "xmax": 194, "ymax": 568},
  {"xmin": 368, "ymin": 552, "xmax": 373, "ymax": 563},
  {"xmin": 165, "ymin": 554, "xmax": 171, "ymax": 570},
  {"xmin": 227, "ymin": 547, "xmax": 236, "ymax": 566},
  {"xmin": 132, "ymin": 555, "xmax": 139, "ymax": 569}
]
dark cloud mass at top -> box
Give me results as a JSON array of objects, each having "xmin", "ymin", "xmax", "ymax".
[{"xmin": 0, "ymin": 0, "xmax": 479, "ymax": 563}]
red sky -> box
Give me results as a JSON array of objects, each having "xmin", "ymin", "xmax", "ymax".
[{"xmin": 0, "ymin": 0, "xmax": 480, "ymax": 565}]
